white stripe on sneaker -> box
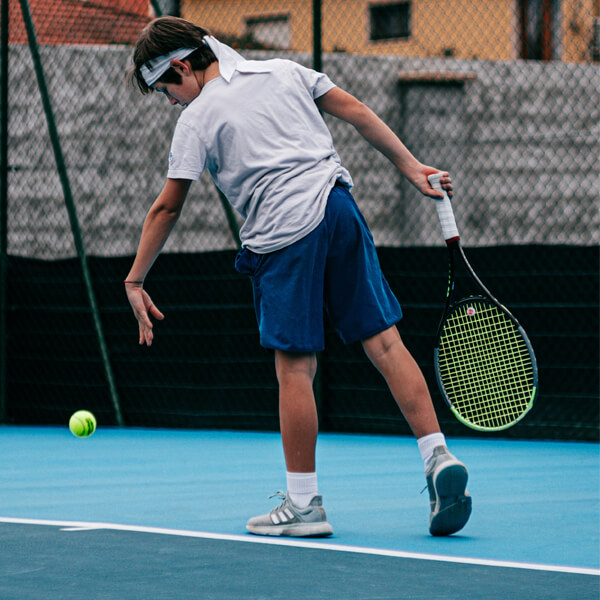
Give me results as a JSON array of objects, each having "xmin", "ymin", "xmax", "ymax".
[{"xmin": 271, "ymin": 509, "xmax": 295, "ymax": 525}]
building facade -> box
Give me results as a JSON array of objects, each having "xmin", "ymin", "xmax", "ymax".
[{"xmin": 182, "ymin": 0, "xmax": 599, "ymax": 63}]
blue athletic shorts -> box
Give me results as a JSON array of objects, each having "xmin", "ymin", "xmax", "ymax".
[{"xmin": 234, "ymin": 184, "xmax": 403, "ymax": 352}]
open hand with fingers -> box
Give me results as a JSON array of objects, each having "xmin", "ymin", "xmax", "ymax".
[{"xmin": 124, "ymin": 282, "xmax": 164, "ymax": 346}]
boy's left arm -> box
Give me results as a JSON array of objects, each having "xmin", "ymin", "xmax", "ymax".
[
  {"xmin": 316, "ymin": 87, "xmax": 452, "ymax": 199},
  {"xmin": 125, "ymin": 178, "xmax": 191, "ymax": 346}
]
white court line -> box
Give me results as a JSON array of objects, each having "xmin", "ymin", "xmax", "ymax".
[{"xmin": 1, "ymin": 516, "xmax": 598, "ymax": 577}]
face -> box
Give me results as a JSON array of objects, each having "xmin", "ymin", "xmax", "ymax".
[
  {"xmin": 154, "ymin": 80, "xmax": 197, "ymax": 107},
  {"xmin": 153, "ymin": 61, "xmax": 201, "ymax": 107}
]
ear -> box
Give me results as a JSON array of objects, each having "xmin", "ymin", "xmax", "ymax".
[{"xmin": 170, "ymin": 59, "xmax": 192, "ymax": 75}]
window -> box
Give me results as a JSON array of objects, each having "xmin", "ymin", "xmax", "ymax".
[
  {"xmin": 519, "ymin": 0, "xmax": 561, "ymax": 60},
  {"xmin": 369, "ymin": 2, "xmax": 411, "ymax": 41},
  {"xmin": 246, "ymin": 14, "xmax": 291, "ymax": 50},
  {"xmin": 593, "ymin": 18, "xmax": 600, "ymax": 62}
]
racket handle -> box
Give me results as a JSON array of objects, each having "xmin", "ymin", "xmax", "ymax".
[{"xmin": 428, "ymin": 173, "xmax": 460, "ymax": 242}]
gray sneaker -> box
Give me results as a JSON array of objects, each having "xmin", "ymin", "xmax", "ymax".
[
  {"xmin": 246, "ymin": 491, "xmax": 334, "ymax": 537},
  {"xmin": 425, "ymin": 446, "xmax": 472, "ymax": 536}
]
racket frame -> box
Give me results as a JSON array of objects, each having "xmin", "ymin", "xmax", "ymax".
[{"xmin": 428, "ymin": 174, "xmax": 538, "ymax": 431}]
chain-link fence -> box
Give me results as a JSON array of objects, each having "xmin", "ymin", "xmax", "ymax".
[{"xmin": 1, "ymin": 0, "xmax": 598, "ymax": 440}]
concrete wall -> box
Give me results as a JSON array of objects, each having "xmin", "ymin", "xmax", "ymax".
[{"xmin": 6, "ymin": 45, "xmax": 599, "ymax": 258}]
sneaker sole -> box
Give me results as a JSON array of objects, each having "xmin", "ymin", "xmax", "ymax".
[
  {"xmin": 429, "ymin": 463, "xmax": 472, "ymax": 537},
  {"xmin": 246, "ymin": 522, "xmax": 334, "ymax": 538}
]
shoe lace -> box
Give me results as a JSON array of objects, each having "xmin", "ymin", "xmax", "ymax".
[{"xmin": 268, "ymin": 490, "xmax": 287, "ymax": 511}]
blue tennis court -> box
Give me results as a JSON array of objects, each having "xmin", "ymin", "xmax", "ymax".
[{"xmin": 0, "ymin": 426, "xmax": 597, "ymax": 598}]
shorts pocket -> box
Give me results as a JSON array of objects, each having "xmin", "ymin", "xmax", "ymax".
[{"xmin": 234, "ymin": 247, "xmax": 265, "ymax": 277}]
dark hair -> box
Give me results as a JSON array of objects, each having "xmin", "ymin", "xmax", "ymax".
[{"xmin": 127, "ymin": 16, "xmax": 217, "ymax": 94}]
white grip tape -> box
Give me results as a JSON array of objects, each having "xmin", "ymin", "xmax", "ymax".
[{"xmin": 427, "ymin": 173, "xmax": 459, "ymax": 241}]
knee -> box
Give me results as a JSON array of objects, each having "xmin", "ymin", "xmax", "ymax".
[
  {"xmin": 275, "ymin": 351, "xmax": 317, "ymax": 384},
  {"xmin": 362, "ymin": 326, "xmax": 404, "ymax": 366}
]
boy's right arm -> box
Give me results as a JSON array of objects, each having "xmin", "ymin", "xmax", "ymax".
[
  {"xmin": 316, "ymin": 87, "xmax": 452, "ymax": 199},
  {"xmin": 125, "ymin": 178, "xmax": 192, "ymax": 346}
]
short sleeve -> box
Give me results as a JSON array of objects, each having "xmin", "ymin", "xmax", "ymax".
[
  {"xmin": 288, "ymin": 61, "xmax": 336, "ymax": 100},
  {"xmin": 166, "ymin": 120, "xmax": 206, "ymax": 181}
]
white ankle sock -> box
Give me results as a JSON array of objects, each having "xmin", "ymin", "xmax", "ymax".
[
  {"xmin": 418, "ymin": 433, "xmax": 447, "ymax": 468},
  {"xmin": 287, "ymin": 472, "xmax": 318, "ymax": 508}
]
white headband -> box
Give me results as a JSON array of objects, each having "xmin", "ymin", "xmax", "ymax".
[
  {"xmin": 140, "ymin": 47, "xmax": 197, "ymax": 87},
  {"xmin": 139, "ymin": 36, "xmax": 246, "ymax": 87}
]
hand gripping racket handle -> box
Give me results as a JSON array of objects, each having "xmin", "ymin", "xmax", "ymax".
[{"xmin": 428, "ymin": 173, "xmax": 460, "ymax": 242}]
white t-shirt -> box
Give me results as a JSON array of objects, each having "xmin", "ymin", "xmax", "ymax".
[{"xmin": 166, "ymin": 58, "xmax": 352, "ymax": 253}]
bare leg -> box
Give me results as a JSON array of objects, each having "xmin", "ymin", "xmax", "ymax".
[
  {"xmin": 362, "ymin": 325, "xmax": 441, "ymax": 438},
  {"xmin": 274, "ymin": 350, "xmax": 319, "ymax": 472}
]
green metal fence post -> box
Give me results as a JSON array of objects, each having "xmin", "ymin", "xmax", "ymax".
[
  {"xmin": 18, "ymin": 0, "xmax": 124, "ymax": 426},
  {"xmin": 149, "ymin": 0, "xmax": 162, "ymax": 18},
  {"xmin": 150, "ymin": 0, "xmax": 241, "ymax": 249},
  {"xmin": 203, "ymin": 0, "xmax": 242, "ymax": 251},
  {"xmin": 312, "ymin": 0, "xmax": 325, "ymax": 426},
  {"xmin": 313, "ymin": 0, "xmax": 322, "ymax": 72},
  {"xmin": 0, "ymin": 0, "xmax": 9, "ymax": 423}
]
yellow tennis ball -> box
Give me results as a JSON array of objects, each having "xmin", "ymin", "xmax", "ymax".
[{"xmin": 69, "ymin": 410, "xmax": 97, "ymax": 438}]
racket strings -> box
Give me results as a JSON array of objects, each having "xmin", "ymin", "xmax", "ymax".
[{"xmin": 437, "ymin": 301, "xmax": 535, "ymax": 429}]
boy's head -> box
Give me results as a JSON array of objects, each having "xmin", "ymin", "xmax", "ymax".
[{"xmin": 128, "ymin": 17, "xmax": 217, "ymax": 94}]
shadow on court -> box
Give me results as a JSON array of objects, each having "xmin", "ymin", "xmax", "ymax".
[{"xmin": 1, "ymin": 522, "xmax": 598, "ymax": 600}]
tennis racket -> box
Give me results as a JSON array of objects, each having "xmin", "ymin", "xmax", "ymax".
[{"xmin": 428, "ymin": 173, "xmax": 538, "ymax": 431}]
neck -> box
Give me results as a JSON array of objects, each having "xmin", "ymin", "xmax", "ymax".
[{"xmin": 201, "ymin": 62, "xmax": 221, "ymax": 88}]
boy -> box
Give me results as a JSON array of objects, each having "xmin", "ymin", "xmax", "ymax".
[{"xmin": 125, "ymin": 16, "xmax": 471, "ymax": 538}]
